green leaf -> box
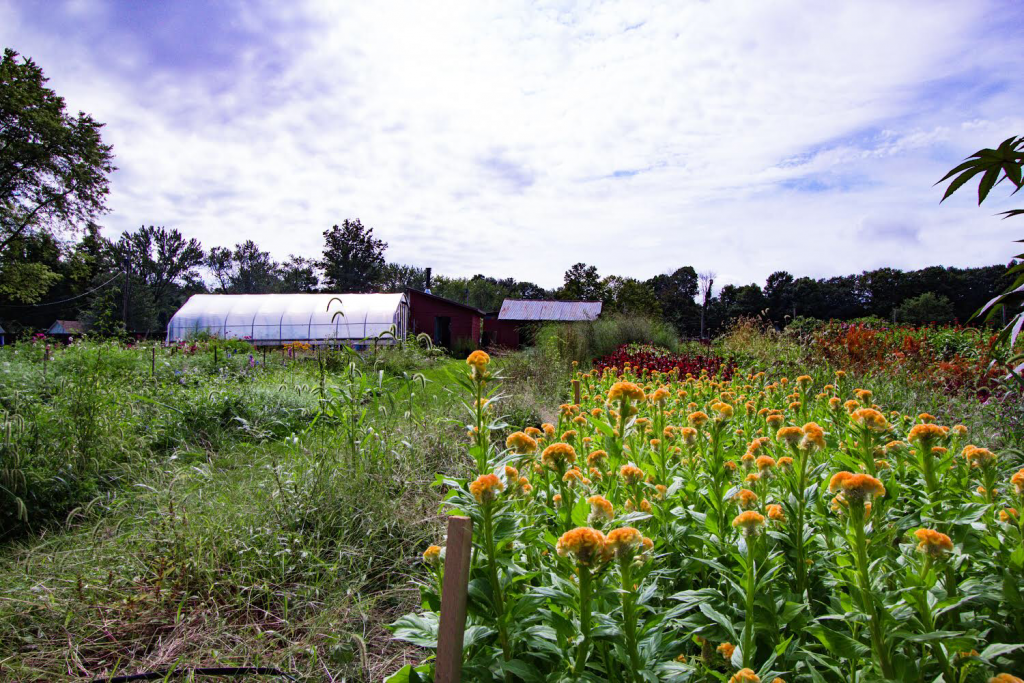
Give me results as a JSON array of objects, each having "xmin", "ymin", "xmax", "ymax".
[
  {"xmin": 391, "ymin": 612, "xmax": 439, "ymax": 648},
  {"xmin": 979, "ymin": 642, "xmax": 1024, "ymax": 662},
  {"xmin": 979, "ymin": 166, "xmax": 1002, "ymax": 204},
  {"xmin": 805, "ymin": 623, "xmax": 870, "ymax": 659}
]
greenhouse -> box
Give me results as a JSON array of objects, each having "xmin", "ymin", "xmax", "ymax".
[{"xmin": 165, "ymin": 293, "xmax": 409, "ymax": 345}]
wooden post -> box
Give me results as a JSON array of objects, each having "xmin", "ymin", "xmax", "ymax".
[
  {"xmin": 214, "ymin": 346, "xmax": 218, "ymax": 367},
  {"xmin": 262, "ymin": 346, "xmax": 267, "ymax": 367},
  {"xmin": 572, "ymin": 379, "xmax": 581, "ymax": 405},
  {"xmin": 435, "ymin": 515, "xmax": 473, "ymax": 683}
]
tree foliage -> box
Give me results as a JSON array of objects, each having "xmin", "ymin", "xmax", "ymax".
[
  {"xmin": 0, "ymin": 48, "xmax": 115, "ymax": 256},
  {"xmin": 318, "ymin": 219, "xmax": 387, "ymax": 293}
]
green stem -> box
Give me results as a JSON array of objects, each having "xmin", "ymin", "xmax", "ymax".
[
  {"xmin": 851, "ymin": 512, "xmax": 894, "ymax": 678},
  {"xmin": 483, "ymin": 506, "xmax": 513, "ymax": 677},
  {"xmin": 620, "ymin": 559, "xmax": 642, "ymax": 678},
  {"xmin": 574, "ymin": 564, "xmax": 593, "ymax": 675},
  {"xmin": 742, "ymin": 535, "xmax": 757, "ymax": 667}
]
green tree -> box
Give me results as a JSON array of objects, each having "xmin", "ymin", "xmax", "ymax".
[
  {"xmin": 561, "ymin": 263, "xmax": 606, "ymax": 301},
  {"xmin": 612, "ymin": 277, "xmax": 662, "ymax": 317},
  {"xmin": 279, "ymin": 255, "xmax": 319, "ymax": 292},
  {"xmin": 379, "ymin": 263, "xmax": 428, "ymax": 293},
  {"xmin": 1, "ymin": 48, "xmax": 115, "ymax": 262},
  {"xmin": 648, "ymin": 266, "xmax": 700, "ymax": 335},
  {"xmin": 894, "ymin": 292, "xmax": 955, "ymax": 325},
  {"xmin": 318, "ymin": 219, "xmax": 387, "ymax": 293}
]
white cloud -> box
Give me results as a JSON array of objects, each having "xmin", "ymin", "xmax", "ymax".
[{"xmin": 2, "ymin": 0, "xmax": 1022, "ymax": 289}]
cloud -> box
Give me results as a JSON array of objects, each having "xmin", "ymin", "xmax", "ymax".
[{"xmin": 2, "ymin": 0, "xmax": 1023, "ymax": 289}]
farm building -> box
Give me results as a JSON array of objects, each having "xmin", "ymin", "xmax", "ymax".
[
  {"xmin": 484, "ymin": 299, "xmax": 603, "ymax": 349},
  {"xmin": 165, "ymin": 290, "xmax": 484, "ymax": 350},
  {"xmin": 46, "ymin": 320, "xmax": 85, "ymax": 337},
  {"xmin": 166, "ymin": 293, "xmax": 410, "ymax": 345},
  {"xmin": 404, "ymin": 288, "xmax": 484, "ymax": 350}
]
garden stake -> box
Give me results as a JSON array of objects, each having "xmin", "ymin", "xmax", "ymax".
[
  {"xmin": 572, "ymin": 379, "xmax": 580, "ymax": 404},
  {"xmin": 436, "ymin": 515, "xmax": 473, "ymax": 683}
]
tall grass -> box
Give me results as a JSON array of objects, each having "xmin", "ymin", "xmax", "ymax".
[{"xmin": 533, "ymin": 313, "xmax": 682, "ymax": 365}]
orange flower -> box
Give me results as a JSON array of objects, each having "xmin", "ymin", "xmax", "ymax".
[
  {"xmin": 999, "ymin": 508, "xmax": 1018, "ymax": 523},
  {"xmin": 469, "ymin": 473, "xmax": 505, "ymax": 504},
  {"xmin": 828, "ymin": 397, "xmax": 842, "ymax": 411},
  {"xmin": 918, "ymin": 412, "xmax": 936, "ymax": 423},
  {"xmin": 608, "ymin": 381, "xmax": 645, "ymax": 403},
  {"xmin": 777, "ymin": 456, "xmax": 793, "ymax": 472},
  {"xmin": 989, "ymin": 675, "xmax": 1024, "ymax": 683},
  {"xmin": 505, "ymin": 431, "xmax": 538, "ymax": 454},
  {"xmin": 587, "ymin": 495, "xmax": 614, "ymax": 523},
  {"xmin": 767, "ymin": 503, "xmax": 785, "ymax": 521},
  {"xmin": 688, "ymin": 411, "xmax": 709, "ymax": 427},
  {"xmin": 914, "ymin": 528, "xmax": 953, "ymax": 558},
  {"xmin": 756, "ymin": 455, "xmax": 777, "ymax": 471},
  {"xmin": 965, "ymin": 447, "xmax": 997, "ymax": 469},
  {"xmin": 777, "ymin": 426, "xmax": 803, "ymax": 446},
  {"xmin": 829, "ymin": 471, "xmax": 885, "ymax": 505},
  {"xmin": 717, "ymin": 642, "xmax": 736, "ymax": 660},
  {"xmin": 587, "ymin": 450, "xmax": 608, "ymax": 467},
  {"xmin": 733, "ymin": 488, "xmax": 758, "ymax": 509},
  {"xmin": 561, "ymin": 429, "xmax": 578, "ymax": 443},
  {"xmin": 605, "ymin": 526, "xmax": 643, "ymax": 560},
  {"xmin": 732, "ymin": 510, "xmax": 765, "ymax": 536},
  {"xmin": 504, "ymin": 465, "xmax": 519, "ymax": 480},
  {"xmin": 1012, "ymin": 468, "xmax": 1024, "ymax": 494},
  {"xmin": 855, "ymin": 388, "xmax": 873, "ymax": 402},
  {"xmin": 542, "ymin": 423, "xmax": 556, "ymax": 437},
  {"xmin": 651, "ymin": 387, "xmax": 671, "ymax": 404},
  {"xmin": 541, "ymin": 443, "xmax": 577, "ymax": 470},
  {"xmin": 850, "ymin": 408, "xmax": 889, "ymax": 432},
  {"xmin": 908, "ymin": 423, "xmax": 946, "ymax": 447},
  {"xmin": 730, "ymin": 669, "xmax": 760, "ymax": 683},
  {"xmin": 422, "ymin": 545, "xmax": 442, "ymax": 566},
  {"xmin": 801, "ymin": 422, "xmax": 826, "ymax": 450},
  {"xmin": 466, "ymin": 350, "xmax": 490, "ymax": 379},
  {"xmin": 556, "ymin": 527, "xmax": 607, "ymax": 566},
  {"xmin": 766, "ymin": 414, "xmax": 785, "ymax": 429},
  {"xmin": 524, "ymin": 426, "xmax": 543, "ymax": 438},
  {"xmin": 619, "ymin": 464, "xmax": 645, "ymax": 485}
]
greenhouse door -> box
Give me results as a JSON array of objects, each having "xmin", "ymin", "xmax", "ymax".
[{"xmin": 434, "ymin": 316, "xmax": 451, "ymax": 348}]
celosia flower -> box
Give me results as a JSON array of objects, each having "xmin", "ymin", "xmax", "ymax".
[
  {"xmin": 542, "ymin": 443, "xmax": 577, "ymax": 471},
  {"xmin": 587, "ymin": 450, "xmax": 608, "ymax": 467},
  {"xmin": 918, "ymin": 413, "xmax": 935, "ymax": 423},
  {"xmin": 756, "ymin": 455, "xmax": 776, "ymax": 471},
  {"xmin": 505, "ymin": 431, "xmax": 538, "ymax": 454},
  {"xmin": 542, "ymin": 423, "xmax": 556, "ymax": 437},
  {"xmin": 504, "ymin": 465, "xmax": 519, "ymax": 480},
  {"xmin": 680, "ymin": 427, "xmax": 698, "ymax": 446},
  {"xmin": 989, "ymin": 675, "xmax": 1024, "ymax": 683},
  {"xmin": 605, "ymin": 526, "xmax": 643, "ymax": 560},
  {"xmin": 914, "ymin": 528, "xmax": 953, "ymax": 558},
  {"xmin": 469, "ymin": 473, "xmax": 504, "ymax": 504},
  {"xmin": 828, "ymin": 397, "xmax": 842, "ymax": 411},
  {"xmin": 951, "ymin": 424, "xmax": 967, "ymax": 437},
  {"xmin": 556, "ymin": 527, "xmax": 607, "ymax": 566},
  {"xmin": 712, "ymin": 402, "xmax": 734, "ymax": 419},
  {"xmin": 908, "ymin": 423, "xmax": 946, "ymax": 448},
  {"xmin": 850, "ymin": 408, "xmax": 889, "ymax": 432},
  {"xmin": 422, "ymin": 545, "xmax": 442, "ymax": 566},
  {"xmin": 651, "ymin": 387, "xmax": 670, "ymax": 404},
  {"xmin": 625, "ymin": 498, "xmax": 653, "ymax": 513},
  {"xmin": 466, "ymin": 350, "xmax": 490, "ymax": 380},
  {"xmin": 730, "ymin": 669, "xmax": 760, "ymax": 683},
  {"xmin": 796, "ymin": 375, "xmax": 812, "ymax": 388},
  {"xmin": 553, "ymin": 493, "xmax": 562, "ymax": 507},
  {"xmin": 778, "ymin": 426, "xmax": 803, "ymax": 446},
  {"xmin": 1012, "ymin": 468, "xmax": 1024, "ymax": 494},
  {"xmin": 561, "ymin": 430, "xmax": 578, "ymax": 443},
  {"xmin": 829, "ymin": 471, "xmax": 885, "ymax": 505},
  {"xmin": 843, "ymin": 399, "xmax": 860, "ymax": 413},
  {"xmin": 688, "ymin": 411, "xmax": 709, "ymax": 427},
  {"xmin": 717, "ymin": 642, "xmax": 736, "ymax": 660},
  {"xmin": 587, "ymin": 495, "xmax": 614, "ymax": 523},
  {"xmin": 655, "ymin": 484, "xmax": 667, "ymax": 500},
  {"xmin": 767, "ymin": 503, "xmax": 785, "ymax": 521},
  {"xmin": 732, "ymin": 510, "xmax": 766, "ymax": 536},
  {"xmin": 801, "ymin": 422, "xmax": 826, "ymax": 450},
  {"xmin": 741, "ymin": 452, "xmax": 755, "ymax": 469},
  {"xmin": 855, "ymin": 389, "xmax": 873, "ymax": 402},
  {"xmin": 620, "ymin": 464, "xmax": 645, "ymax": 485},
  {"xmin": 777, "ymin": 456, "xmax": 793, "ymax": 472},
  {"xmin": 875, "ymin": 459, "xmax": 890, "ymax": 470},
  {"xmin": 608, "ymin": 381, "xmax": 645, "ymax": 403},
  {"xmin": 999, "ymin": 508, "xmax": 1018, "ymax": 523},
  {"xmin": 733, "ymin": 488, "xmax": 758, "ymax": 510},
  {"xmin": 965, "ymin": 447, "xmax": 997, "ymax": 469},
  {"xmin": 524, "ymin": 426, "xmax": 543, "ymax": 438},
  {"xmin": 563, "ymin": 468, "xmax": 584, "ymax": 486},
  {"xmin": 767, "ymin": 414, "xmax": 785, "ymax": 429},
  {"xmin": 723, "ymin": 460, "xmax": 738, "ymax": 472}
]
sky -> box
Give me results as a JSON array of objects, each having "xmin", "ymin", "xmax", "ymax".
[{"xmin": 2, "ymin": 0, "xmax": 1023, "ymax": 290}]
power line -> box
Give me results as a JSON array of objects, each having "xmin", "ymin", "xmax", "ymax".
[{"xmin": 0, "ymin": 270, "xmax": 123, "ymax": 308}]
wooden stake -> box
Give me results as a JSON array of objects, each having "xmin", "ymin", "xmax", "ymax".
[
  {"xmin": 214, "ymin": 346, "xmax": 218, "ymax": 367},
  {"xmin": 262, "ymin": 346, "xmax": 267, "ymax": 367},
  {"xmin": 435, "ymin": 515, "xmax": 473, "ymax": 683},
  {"xmin": 572, "ymin": 379, "xmax": 581, "ymax": 405}
]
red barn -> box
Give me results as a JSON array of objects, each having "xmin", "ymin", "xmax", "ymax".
[
  {"xmin": 406, "ymin": 289, "xmax": 483, "ymax": 351},
  {"xmin": 483, "ymin": 299, "xmax": 603, "ymax": 349}
]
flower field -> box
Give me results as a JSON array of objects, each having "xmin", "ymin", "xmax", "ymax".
[
  {"xmin": 390, "ymin": 352, "xmax": 1024, "ymax": 682},
  {"xmin": 593, "ymin": 343, "xmax": 737, "ymax": 381}
]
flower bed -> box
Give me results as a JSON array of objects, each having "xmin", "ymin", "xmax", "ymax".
[
  {"xmin": 593, "ymin": 343, "xmax": 738, "ymax": 380},
  {"xmin": 388, "ymin": 354, "xmax": 1024, "ymax": 681}
]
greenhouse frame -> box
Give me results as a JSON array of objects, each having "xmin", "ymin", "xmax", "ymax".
[{"xmin": 165, "ymin": 293, "xmax": 409, "ymax": 345}]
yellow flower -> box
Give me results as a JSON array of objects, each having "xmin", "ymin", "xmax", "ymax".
[
  {"xmin": 651, "ymin": 387, "xmax": 671, "ymax": 404},
  {"xmin": 605, "ymin": 526, "xmax": 643, "ymax": 560},
  {"xmin": 541, "ymin": 443, "xmax": 577, "ymax": 470},
  {"xmin": 1012, "ymin": 468, "xmax": 1024, "ymax": 494},
  {"xmin": 730, "ymin": 669, "xmax": 760, "ymax": 683},
  {"xmin": 796, "ymin": 375, "xmax": 812, "ymax": 387},
  {"xmin": 608, "ymin": 381, "xmax": 645, "ymax": 403},
  {"xmin": 680, "ymin": 427, "xmax": 698, "ymax": 446},
  {"xmin": 850, "ymin": 408, "xmax": 889, "ymax": 433},
  {"xmin": 717, "ymin": 642, "xmax": 736, "ymax": 660},
  {"xmin": 990, "ymin": 676, "xmax": 1024, "ymax": 683},
  {"xmin": 829, "ymin": 471, "xmax": 885, "ymax": 505},
  {"xmin": 505, "ymin": 431, "xmax": 538, "ymax": 454},
  {"xmin": 999, "ymin": 508, "xmax": 1018, "ymax": 523},
  {"xmin": 561, "ymin": 429, "xmax": 578, "ymax": 443},
  {"xmin": 732, "ymin": 510, "xmax": 766, "ymax": 536},
  {"xmin": 556, "ymin": 527, "xmax": 607, "ymax": 566},
  {"xmin": 777, "ymin": 426, "xmax": 803, "ymax": 446},
  {"xmin": 712, "ymin": 402, "xmax": 734, "ymax": 420},
  {"xmin": 908, "ymin": 423, "xmax": 946, "ymax": 448},
  {"xmin": 422, "ymin": 545, "xmax": 442, "ymax": 566},
  {"xmin": 767, "ymin": 503, "xmax": 785, "ymax": 521},
  {"xmin": 855, "ymin": 388, "xmax": 873, "ymax": 402},
  {"xmin": 524, "ymin": 426, "xmax": 543, "ymax": 438},
  {"xmin": 777, "ymin": 456, "xmax": 793, "ymax": 472},
  {"xmin": 688, "ymin": 411, "xmax": 709, "ymax": 427},
  {"xmin": 965, "ymin": 447, "xmax": 997, "ymax": 469},
  {"xmin": 918, "ymin": 412, "xmax": 936, "ymax": 423},
  {"xmin": 914, "ymin": 528, "xmax": 953, "ymax": 558},
  {"xmin": 469, "ymin": 473, "xmax": 505, "ymax": 504},
  {"xmin": 587, "ymin": 495, "xmax": 614, "ymax": 523}
]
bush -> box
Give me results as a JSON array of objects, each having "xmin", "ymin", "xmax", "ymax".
[{"xmin": 534, "ymin": 313, "xmax": 681, "ymax": 365}]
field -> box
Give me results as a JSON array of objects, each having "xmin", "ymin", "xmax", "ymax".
[{"xmin": 1, "ymin": 320, "xmax": 1022, "ymax": 682}]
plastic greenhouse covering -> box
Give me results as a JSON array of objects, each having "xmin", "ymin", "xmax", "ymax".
[{"xmin": 166, "ymin": 293, "xmax": 409, "ymax": 345}]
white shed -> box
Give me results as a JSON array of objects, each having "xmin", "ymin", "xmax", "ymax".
[{"xmin": 166, "ymin": 293, "xmax": 409, "ymax": 345}]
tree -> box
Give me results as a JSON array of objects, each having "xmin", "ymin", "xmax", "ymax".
[
  {"xmin": 230, "ymin": 240, "xmax": 280, "ymax": 294},
  {"xmin": 561, "ymin": 263, "xmax": 606, "ymax": 301},
  {"xmin": 379, "ymin": 263, "xmax": 428, "ymax": 293},
  {"xmin": 613, "ymin": 278, "xmax": 661, "ymax": 317},
  {"xmin": 894, "ymin": 292, "xmax": 955, "ymax": 325},
  {"xmin": 648, "ymin": 266, "xmax": 700, "ymax": 335},
  {"xmin": 763, "ymin": 270, "xmax": 795, "ymax": 325},
  {"xmin": 206, "ymin": 246, "xmax": 234, "ymax": 291},
  {"xmin": 279, "ymin": 255, "xmax": 319, "ymax": 292},
  {"xmin": 1, "ymin": 49, "xmax": 115, "ymax": 257},
  {"xmin": 318, "ymin": 219, "xmax": 387, "ymax": 293}
]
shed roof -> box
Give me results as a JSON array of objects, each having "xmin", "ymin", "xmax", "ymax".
[
  {"xmin": 48, "ymin": 320, "xmax": 85, "ymax": 334},
  {"xmin": 166, "ymin": 293, "xmax": 409, "ymax": 343},
  {"xmin": 498, "ymin": 299, "xmax": 602, "ymax": 321},
  {"xmin": 405, "ymin": 288, "xmax": 486, "ymax": 315}
]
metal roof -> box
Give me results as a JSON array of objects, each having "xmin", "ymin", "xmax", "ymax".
[{"xmin": 498, "ymin": 299, "xmax": 602, "ymax": 321}]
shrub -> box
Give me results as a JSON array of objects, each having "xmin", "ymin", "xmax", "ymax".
[
  {"xmin": 534, "ymin": 313, "xmax": 681, "ymax": 365},
  {"xmin": 895, "ymin": 292, "xmax": 956, "ymax": 325}
]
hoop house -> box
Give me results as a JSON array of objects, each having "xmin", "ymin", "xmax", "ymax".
[{"xmin": 166, "ymin": 293, "xmax": 409, "ymax": 345}]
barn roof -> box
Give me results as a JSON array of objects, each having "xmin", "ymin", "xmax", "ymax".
[
  {"xmin": 48, "ymin": 320, "xmax": 85, "ymax": 334},
  {"xmin": 498, "ymin": 299, "xmax": 602, "ymax": 321},
  {"xmin": 405, "ymin": 288, "xmax": 486, "ymax": 315},
  {"xmin": 166, "ymin": 293, "xmax": 409, "ymax": 344}
]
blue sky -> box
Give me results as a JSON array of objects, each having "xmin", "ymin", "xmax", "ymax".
[{"xmin": 2, "ymin": 0, "xmax": 1023, "ymax": 289}]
